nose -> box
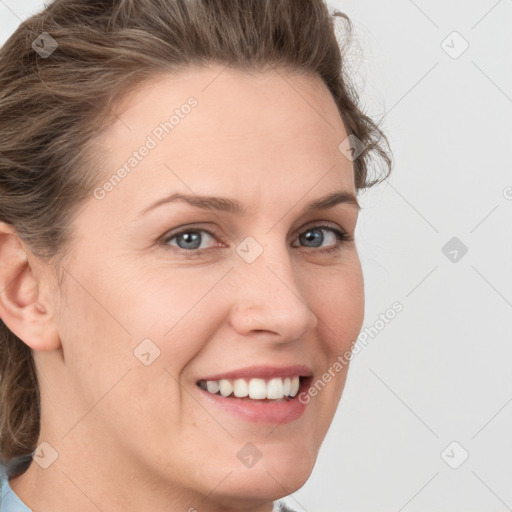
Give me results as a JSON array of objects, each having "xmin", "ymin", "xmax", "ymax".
[{"xmin": 227, "ymin": 243, "xmax": 318, "ymax": 343}]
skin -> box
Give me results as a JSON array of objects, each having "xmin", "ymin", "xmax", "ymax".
[{"xmin": 0, "ymin": 65, "xmax": 364, "ymax": 512}]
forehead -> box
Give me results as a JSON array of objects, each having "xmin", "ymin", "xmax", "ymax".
[
  {"xmin": 109, "ymin": 65, "xmax": 345, "ymax": 135},
  {"xmin": 91, "ymin": 65, "xmax": 354, "ymax": 213}
]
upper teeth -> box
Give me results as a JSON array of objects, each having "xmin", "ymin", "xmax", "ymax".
[{"xmin": 199, "ymin": 376, "xmax": 301, "ymax": 400}]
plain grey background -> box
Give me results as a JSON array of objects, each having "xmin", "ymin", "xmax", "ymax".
[{"xmin": 1, "ymin": 1, "xmax": 511, "ymax": 511}]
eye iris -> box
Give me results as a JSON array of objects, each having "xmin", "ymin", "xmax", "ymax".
[
  {"xmin": 301, "ymin": 228, "xmax": 323, "ymax": 248},
  {"xmin": 177, "ymin": 232, "xmax": 201, "ymax": 250}
]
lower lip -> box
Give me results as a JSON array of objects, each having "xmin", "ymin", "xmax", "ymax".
[{"xmin": 196, "ymin": 378, "xmax": 311, "ymax": 425}]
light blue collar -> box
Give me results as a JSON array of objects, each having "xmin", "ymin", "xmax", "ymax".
[{"xmin": 1, "ymin": 472, "xmax": 32, "ymax": 512}]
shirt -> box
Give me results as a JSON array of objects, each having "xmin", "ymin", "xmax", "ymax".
[
  {"xmin": 1, "ymin": 461, "xmax": 296, "ymax": 512},
  {"xmin": 1, "ymin": 472, "xmax": 31, "ymax": 512}
]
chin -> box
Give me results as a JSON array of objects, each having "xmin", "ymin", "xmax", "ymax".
[
  {"xmin": 215, "ymin": 470, "xmax": 313, "ymax": 508},
  {"xmin": 213, "ymin": 442, "xmax": 318, "ymax": 504}
]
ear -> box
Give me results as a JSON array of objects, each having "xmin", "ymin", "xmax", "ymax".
[{"xmin": 0, "ymin": 221, "xmax": 61, "ymax": 351}]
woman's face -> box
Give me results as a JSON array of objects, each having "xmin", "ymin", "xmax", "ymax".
[{"xmin": 37, "ymin": 65, "xmax": 364, "ymax": 509}]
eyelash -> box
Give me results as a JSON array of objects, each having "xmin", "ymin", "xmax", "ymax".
[{"xmin": 160, "ymin": 223, "xmax": 353, "ymax": 257}]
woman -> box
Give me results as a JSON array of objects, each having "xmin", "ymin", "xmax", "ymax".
[{"xmin": 0, "ymin": 0, "xmax": 391, "ymax": 510}]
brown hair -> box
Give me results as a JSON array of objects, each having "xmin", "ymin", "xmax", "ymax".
[{"xmin": 0, "ymin": 0, "xmax": 392, "ymax": 472}]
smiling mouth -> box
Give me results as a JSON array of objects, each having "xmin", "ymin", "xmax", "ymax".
[{"xmin": 196, "ymin": 376, "xmax": 306, "ymax": 401}]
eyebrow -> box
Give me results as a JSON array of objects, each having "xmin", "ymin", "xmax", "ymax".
[{"xmin": 135, "ymin": 190, "xmax": 360, "ymax": 219}]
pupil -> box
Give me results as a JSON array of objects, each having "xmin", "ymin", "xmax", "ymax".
[
  {"xmin": 179, "ymin": 232, "xmax": 200, "ymax": 249},
  {"xmin": 302, "ymin": 229, "xmax": 323, "ymax": 247}
]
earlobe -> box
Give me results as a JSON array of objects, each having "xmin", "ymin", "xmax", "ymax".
[{"xmin": 0, "ymin": 222, "xmax": 61, "ymax": 351}]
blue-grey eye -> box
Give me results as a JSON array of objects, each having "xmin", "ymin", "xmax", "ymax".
[
  {"xmin": 167, "ymin": 230, "xmax": 216, "ymax": 251},
  {"xmin": 299, "ymin": 227, "xmax": 338, "ymax": 248},
  {"xmin": 163, "ymin": 224, "xmax": 347, "ymax": 255},
  {"xmin": 300, "ymin": 228, "xmax": 323, "ymax": 247}
]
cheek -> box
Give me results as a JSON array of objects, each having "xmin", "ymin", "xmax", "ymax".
[
  {"xmin": 118, "ymin": 264, "xmax": 234, "ymax": 378},
  {"xmin": 308, "ymin": 258, "xmax": 364, "ymax": 352},
  {"xmin": 56, "ymin": 272, "xmax": 133, "ymax": 378},
  {"xmin": 301, "ymin": 258, "xmax": 363, "ymax": 420},
  {"xmin": 55, "ymin": 262, "xmax": 220, "ymax": 447}
]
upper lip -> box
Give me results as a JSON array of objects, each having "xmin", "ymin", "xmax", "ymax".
[{"xmin": 197, "ymin": 364, "xmax": 313, "ymax": 382}]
